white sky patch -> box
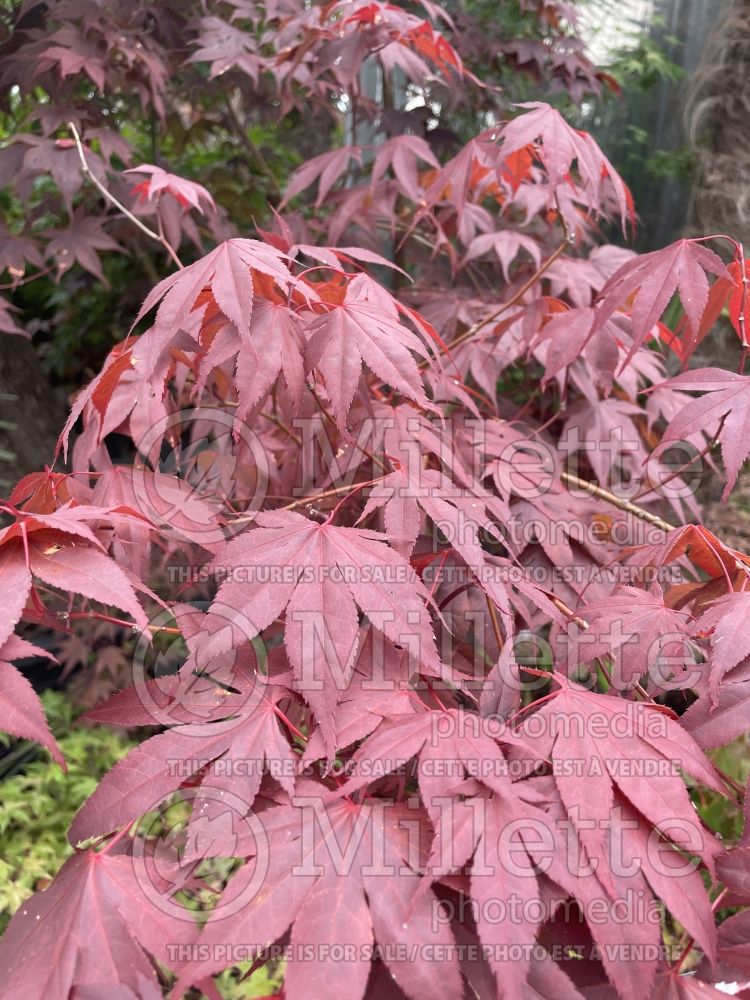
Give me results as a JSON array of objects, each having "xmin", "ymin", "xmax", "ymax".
[{"xmin": 580, "ymin": 0, "xmax": 656, "ymax": 65}]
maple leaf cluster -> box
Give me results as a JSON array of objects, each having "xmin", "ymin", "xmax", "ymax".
[
  {"xmin": 0, "ymin": 0, "xmax": 608, "ymax": 326},
  {"xmin": 3, "ymin": 3, "xmax": 750, "ymax": 1000}
]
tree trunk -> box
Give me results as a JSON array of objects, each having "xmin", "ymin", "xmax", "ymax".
[{"xmin": 0, "ymin": 336, "xmax": 68, "ymax": 491}]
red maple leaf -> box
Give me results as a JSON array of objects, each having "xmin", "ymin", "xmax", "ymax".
[
  {"xmin": 173, "ymin": 786, "xmax": 463, "ymax": 1000},
  {"xmin": 200, "ymin": 509, "xmax": 444, "ymax": 753},
  {"xmin": 594, "ymin": 240, "xmax": 731, "ymax": 361},
  {"xmin": 0, "ymin": 847, "xmax": 195, "ymax": 997},
  {"xmin": 0, "ymin": 634, "xmax": 64, "ymax": 766},
  {"xmin": 126, "ymin": 164, "xmax": 216, "ymax": 214},
  {"xmin": 304, "ymin": 274, "xmax": 439, "ymax": 427},
  {"xmin": 655, "ymin": 368, "xmax": 750, "ymax": 500}
]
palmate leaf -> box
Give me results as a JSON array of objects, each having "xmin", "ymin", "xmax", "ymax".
[
  {"xmin": 621, "ymin": 522, "xmax": 750, "ymax": 582},
  {"xmin": 188, "ymin": 15, "xmax": 263, "ymax": 82},
  {"xmin": 522, "ymin": 681, "xmax": 724, "ymax": 871},
  {"xmin": 69, "ymin": 684, "xmax": 295, "ymax": 847},
  {"xmin": 44, "ymin": 214, "xmax": 124, "ymax": 283},
  {"xmin": 594, "ymin": 240, "xmax": 731, "ymax": 362},
  {"xmin": 324, "ymin": 698, "xmax": 720, "ymax": 1000},
  {"xmin": 4, "ymin": 11, "xmax": 750, "ymax": 994},
  {"xmin": 371, "ymin": 135, "xmax": 439, "ymax": 203},
  {"xmin": 173, "ymin": 786, "xmax": 463, "ymax": 1000},
  {"xmin": 132, "ymin": 238, "xmax": 295, "ymax": 339},
  {"xmin": 681, "ymin": 657, "xmax": 750, "ymax": 749},
  {"xmin": 0, "ymin": 505, "xmax": 149, "ymax": 638},
  {"xmin": 462, "ymin": 229, "xmax": 542, "ymax": 280},
  {"xmin": 125, "ymin": 164, "xmax": 216, "ymax": 213},
  {"xmin": 0, "ymin": 848, "xmax": 195, "ymax": 1000},
  {"xmin": 501, "ymin": 102, "xmax": 632, "ymax": 227},
  {"xmin": 358, "ymin": 465, "xmax": 510, "ymax": 615},
  {"xmin": 693, "ymin": 592, "xmax": 750, "ymax": 703},
  {"xmin": 282, "ymin": 147, "xmax": 364, "ymax": 207},
  {"xmin": 63, "ymin": 243, "xmax": 441, "ymax": 455},
  {"xmin": 304, "ymin": 276, "xmax": 440, "ymax": 428},
  {"xmin": 559, "ymin": 582, "xmax": 694, "ymax": 688},
  {"xmin": 655, "ymin": 368, "xmax": 750, "ymax": 500},
  {"xmin": 199, "ymin": 509, "xmax": 444, "ymax": 754},
  {"xmin": 0, "ymin": 505, "xmax": 152, "ymax": 766},
  {"xmin": 0, "ymin": 635, "xmax": 64, "ymax": 766}
]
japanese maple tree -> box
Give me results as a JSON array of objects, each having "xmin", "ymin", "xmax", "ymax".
[{"xmin": 2, "ymin": 2, "xmax": 750, "ymax": 999}]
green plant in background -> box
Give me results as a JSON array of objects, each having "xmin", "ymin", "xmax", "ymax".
[
  {"xmin": 645, "ymin": 146, "xmax": 694, "ymax": 183},
  {"xmin": 0, "ymin": 392, "xmax": 18, "ymax": 492},
  {"xmin": 212, "ymin": 962, "xmax": 283, "ymax": 999},
  {"xmin": 577, "ymin": 10, "xmax": 696, "ymax": 248},
  {"xmin": 0, "ymin": 691, "xmax": 284, "ymax": 997},
  {"xmin": 697, "ymin": 737, "xmax": 750, "ymax": 842},
  {"xmin": 0, "ymin": 690, "xmax": 135, "ymax": 931},
  {"xmin": 607, "ymin": 25, "xmax": 684, "ymax": 91}
]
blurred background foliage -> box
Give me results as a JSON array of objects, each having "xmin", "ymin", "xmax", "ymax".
[
  {"xmin": 0, "ymin": 0, "xmax": 721, "ymax": 389},
  {"xmin": 0, "ymin": 689, "xmax": 135, "ymax": 932}
]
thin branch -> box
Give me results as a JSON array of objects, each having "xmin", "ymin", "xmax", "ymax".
[
  {"xmin": 551, "ymin": 596, "xmax": 658, "ymax": 703},
  {"xmin": 673, "ymin": 887, "xmax": 729, "ymax": 973},
  {"xmin": 431, "ymin": 203, "xmax": 576, "ymax": 364},
  {"xmin": 309, "ymin": 381, "xmax": 388, "ymax": 472},
  {"xmin": 230, "ymin": 480, "xmax": 373, "ymax": 522},
  {"xmin": 282, "ymin": 482, "xmax": 369, "ymax": 512},
  {"xmin": 420, "ymin": 233, "xmax": 573, "ymax": 371},
  {"xmin": 549, "ymin": 595, "xmax": 588, "ymax": 630},
  {"xmin": 561, "ymin": 471, "xmax": 675, "ymax": 533},
  {"xmin": 67, "ymin": 122, "xmax": 184, "ymax": 271},
  {"xmin": 633, "ymin": 416, "xmax": 725, "ymax": 501},
  {"xmin": 0, "ymin": 264, "xmax": 56, "ymax": 291}
]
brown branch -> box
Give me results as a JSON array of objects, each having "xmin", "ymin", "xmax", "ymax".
[
  {"xmin": 444, "ymin": 237, "xmax": 572, "ymax": 358},
  {"xmin": 551, "ymin": 596, "xmax": 653, "ymax": 702},
  {"xmin": 430, "ymin": 203, "xmax": 576, "ymax": 364},
  {"xmin": 67, "ymin": 122, "xmax": 184, "ymax": 271},
  {"xmin": 632, "ymin": 416, "xmax": 725, "ymax": 502},
  {"xmin": 230, "ymin": 480, "xmax": 372, "ymax": 524},
  {"xmin": 0, "ymin": 263, "xmax": 57, "ymax": 291},
  {"xmin": 309, "ymin": 382, "xmax": 388, "ymax": 472},
  {"xmin": 561, "ymin": 471, "xmax": 675, "ymax": 533}
]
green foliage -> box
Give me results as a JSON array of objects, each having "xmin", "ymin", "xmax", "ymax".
[
  {"xmin": 697, "ymin": 737, "xmax": 750, "ymax": 842},
  {"xmin": 607, "ymin": 27, "xmax": 683, "ymax": 91},
  {"xmin": 577, "ymin": 12, "xmax": 694, "ymax": 249},
  {"xmin": 212, "ymin": 962, "xmax": 284, "ymax": 999},
  {"xmin": 0, "ymin": 690, "xmax": 135, "ymax": 931},
  {"xmin": 0, "ymin": 693, "xmax": 284, "ymax": 996},
  {"xmin": 645, "ymin": 147, "xmax": 694, "ymax": 183}
]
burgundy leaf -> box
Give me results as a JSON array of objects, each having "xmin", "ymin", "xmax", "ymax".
[
  {"xmin": 0, "ymin": 848, "xmax": 195, "ymax": 999},
  {"xmin": 0, "ymin": 643, "xmax": 64, "ymax": 766},
  {"xmin": 656, "ymin": 368, "xmax": 750, "ymax": 499},
  {"xmin": 594, "ymin": 240, "xmax": 730, "ymax": 360}
]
